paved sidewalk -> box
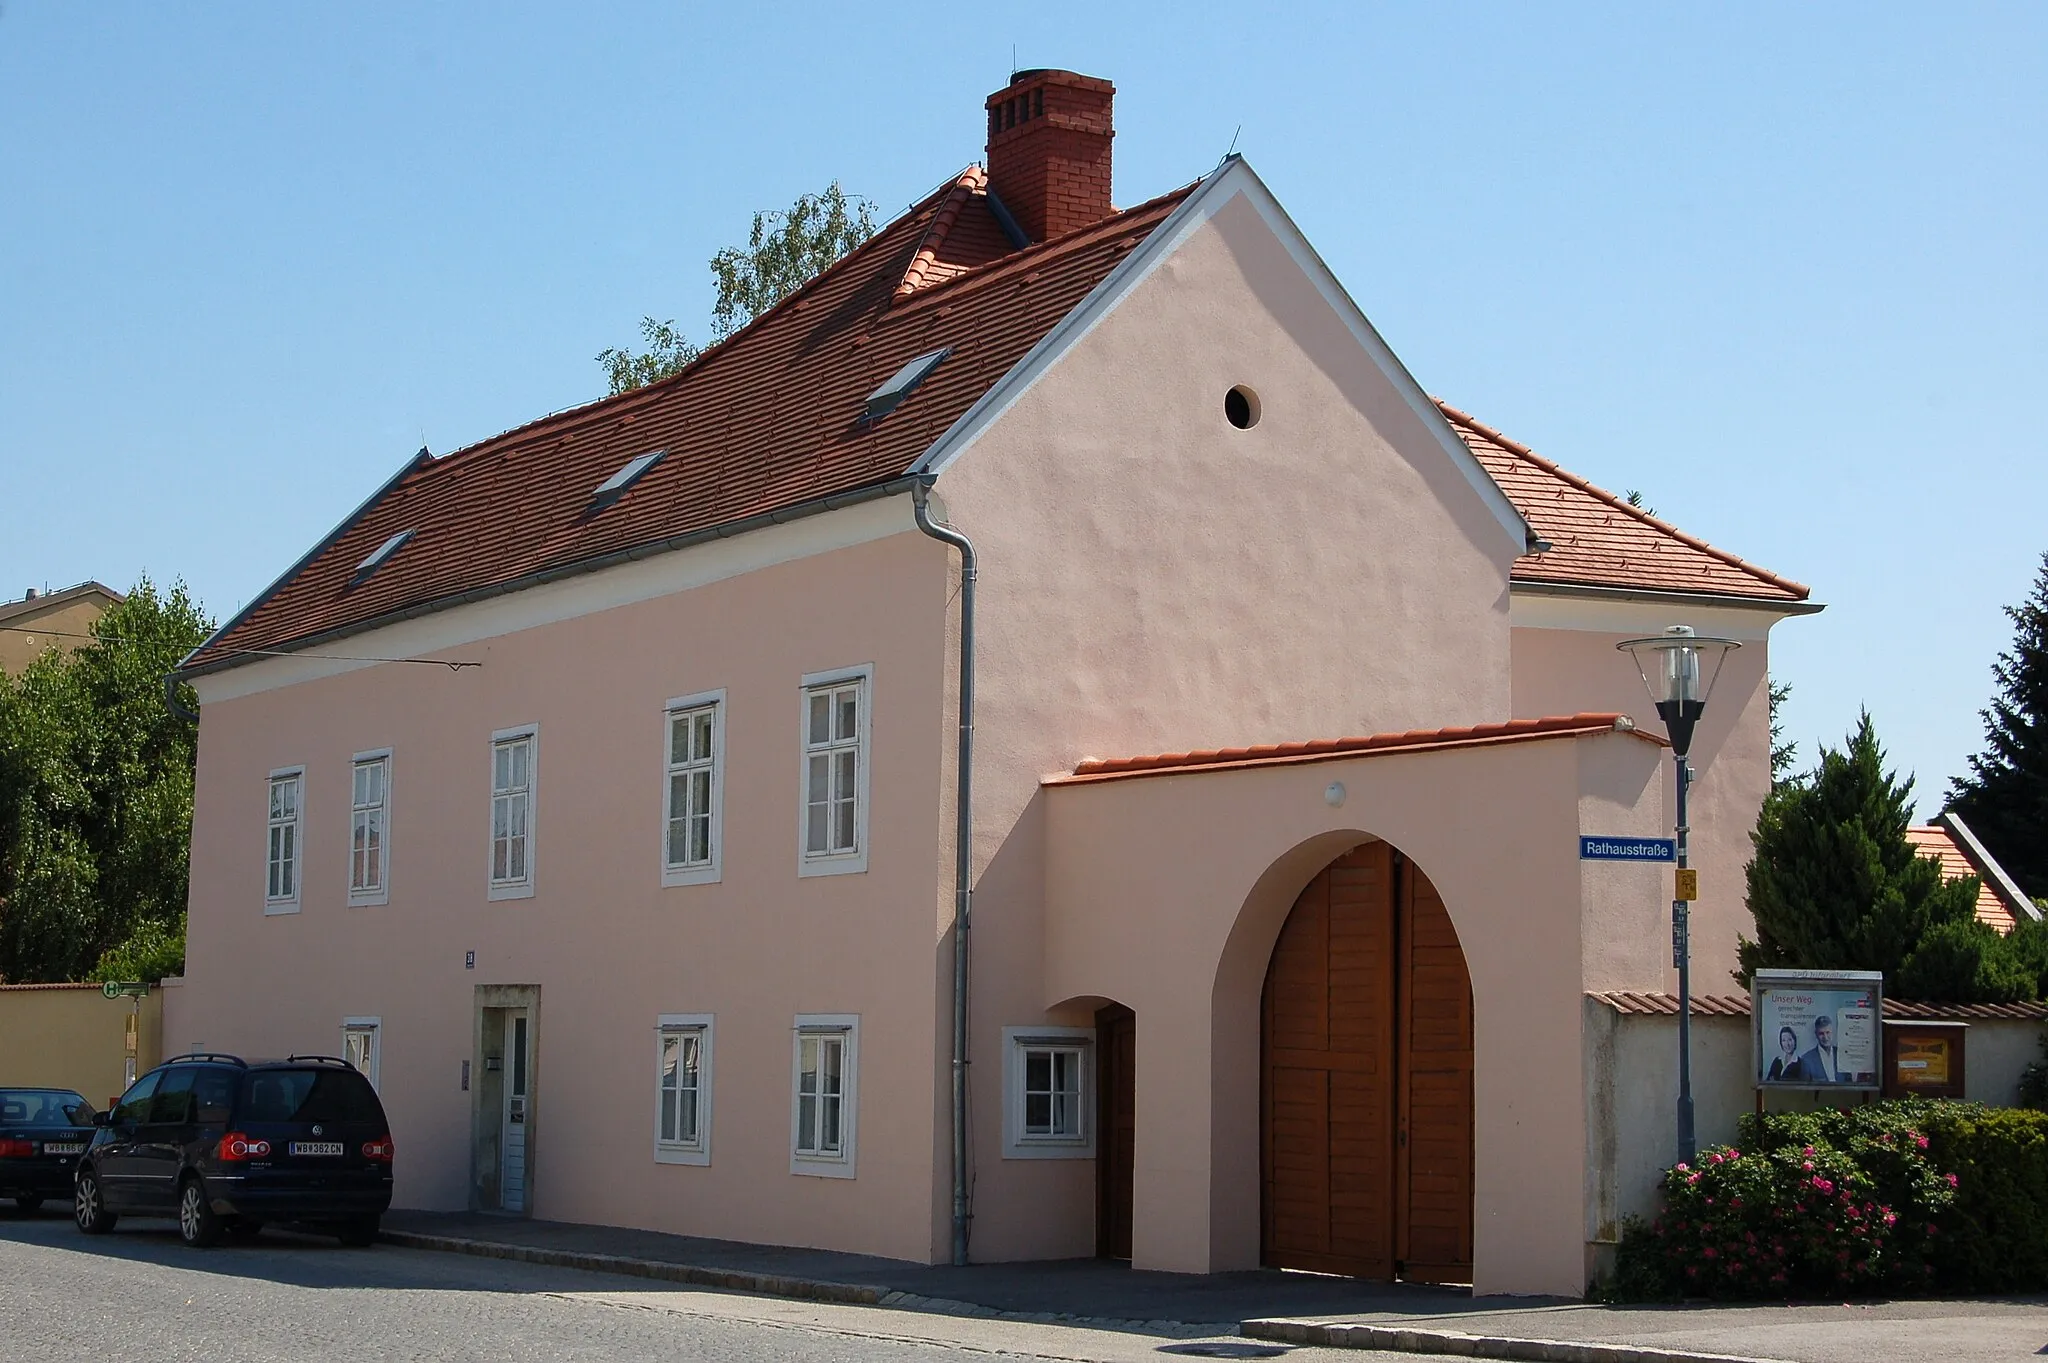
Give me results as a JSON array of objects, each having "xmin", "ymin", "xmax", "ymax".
[
  {"xmin": 381, "ymin": 1210, "xmax": 1486, "ymax": 1328},
  {"xmin": 1250, "ymin": 1296, "xmax": 2048, "ymax": 1363},
  {"xmin": 382, "ymin": 1211, "xmax": 2048, "ymax": 1362}
]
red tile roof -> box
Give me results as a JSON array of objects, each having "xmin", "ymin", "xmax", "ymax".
[
  {"xmin": 183, "ymin": 171, "xmax": 1195, "ymax": 672},
  {"xmin": 1439, "ymin": 402, "xmax": 1810, "ymax": 604},
  {"xmin": 181, "ymin": 169, "xmax": 1812, "ymax": 676},
  {"xmin": 1054, "ymin": 712, "xmax": 1658, "ymax": 784},
  {"xmin": 1592, "ymin": 991, "xmax": 2048, "ymax": 1021},
  {"xmin": 1907, "ymin": 824, "xmax": 2017, "ymax": 932}
]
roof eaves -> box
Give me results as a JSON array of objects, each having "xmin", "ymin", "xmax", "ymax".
[
  {"xmin": 1939, "ymin": 810, "xmax": 2042, "ymax": 922},
  {"xmin": 180, "ymin": 447, "xmax": 434, "ymax": 672},
  {"xmin": 174, "ymin": 472, "xmax": 927, "ymax": 683},
  {"xmin": 1508, "ymin": 577, "xmax": 1826, "ymax": 615},
  {"xmin": 0, "ymin": 581, "xmax": 125, "ymax": 626},
  {"xmin": 1439, "ymin": 400, "xmax": 1812, "ymax": 601}
]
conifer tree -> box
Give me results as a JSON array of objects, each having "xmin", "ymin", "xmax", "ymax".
[
  {"xmin": 1738, "ymin": 712, "xmax": 1982, "ymax": 986},
  {"xmin": 1948, "ymin": 551, "xmax": 2048, "ymax": 899}
]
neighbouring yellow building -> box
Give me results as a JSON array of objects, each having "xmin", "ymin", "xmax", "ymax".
[{"xmin": 0, "ymin": 582, "xmax": 122, "ymax": 675}]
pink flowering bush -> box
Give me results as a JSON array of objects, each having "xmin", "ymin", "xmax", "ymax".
[{"xmin": 1610, "ymin": 1102, "xmax": 1959, "ymax": 1300}]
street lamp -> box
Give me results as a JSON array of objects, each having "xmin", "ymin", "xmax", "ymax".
[{"xmin": 1617, "ymin": 625, "xmax": 1741, "ymax": 1166}]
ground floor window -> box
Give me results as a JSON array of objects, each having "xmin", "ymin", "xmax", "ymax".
[
  {"xmin": 1001, "ymin": 1026, "xmax": 1094, "ymax": 1158},
  {"xmin": 655, "ymin": 1014, "xmax": 713, "ymax": 1165},
  {"xmin": 342, "ymin": 1017, "xmax": 380, "ymax": 1088},
  {"xmin": 791, "ymin": 1015, "xmax": 858, "ymax": 1177}
]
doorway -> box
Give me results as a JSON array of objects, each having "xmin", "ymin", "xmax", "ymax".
[
  {"xmin": 1095, "ymin": 1003, "xmax": 1135, "ymax": 1258},
  {"xmin": 1259, "ymin": 842, "xmax": 1473, "ymax": 1282},
  {"xmin": 473, "ymin": 985, "xmax": 539, "ymax": 1214}
]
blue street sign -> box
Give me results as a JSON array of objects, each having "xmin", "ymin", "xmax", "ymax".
[{"xmin": 1580, "ymin": 835, "xmax": 1677, "ymax": 862}]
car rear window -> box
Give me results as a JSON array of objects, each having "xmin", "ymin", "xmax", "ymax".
[
  {"xmin": 0, "ymin": 1090, "xmax": 93, "ymax": 1127},
  {"xmin": 238, "ymin": 1069, "xmax": 384, "ymax": 1125}
]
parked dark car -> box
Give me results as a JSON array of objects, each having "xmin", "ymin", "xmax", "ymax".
[
  {"xmin": 0, "ymin": 1088, "xmax": 97, "ymax": 1211},
  {"xmin": 74, "ymin": 1054, "xmax": 393, "ymax": 1247}
]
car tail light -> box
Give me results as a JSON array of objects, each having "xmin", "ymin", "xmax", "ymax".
[
  {"xmin": 361, "ymin": 1136, "xmax": 394, "ymax": 1162},
  {"xmin": 217, "ymin": 1132, "xmax": 271, "ymax": 1161},
  {"xmin": 0, "ymin": 1138, "xmax": 33, "ymax": 1158}
]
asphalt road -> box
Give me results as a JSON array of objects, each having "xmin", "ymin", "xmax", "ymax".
[{"xmin": 0, "ymin": 1209, "xmax": 1356, "ymax": 1363}]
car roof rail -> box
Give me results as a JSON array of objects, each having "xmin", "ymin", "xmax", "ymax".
[
  {"xmin": 281, "ymin": 1054, "xmax": 359, "ymax": 1070},
  {"xmin": 164, "ymin": 1053, "xmax": 249, "ymax": 1068}
]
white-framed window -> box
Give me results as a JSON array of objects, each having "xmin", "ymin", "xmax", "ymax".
[
  {"xmin": 489, "ymin": 726, "xmax": 537, "ymax": 900},
  {"xmin": 654, "ymin": 1014, "xmax": 714, "ymax": 1165},
  {"xmin": 349, "ymin": 750, "xmax": 391, "ymax": 906},
  {"xmin": 342, "ymin": 1017, "xmax": 381, "ymax": 1088},
  {"xmin": 662, "ymin": 692, "xmax": 724, "ymax": 887},
  {"xmin": 265, "ymin": 767, "xmax": 304, "ymax": 913},
  {"xmin": 797, "ymin": 665, "xmax": 872, "ymax": 877},
  {"xmin": 790, "ymin": 1014, "xmax": 858, "ymax": 1177},
  {"xmin": 1001, "ymin": 1026, "xmax": 1094, "ymax": 1159}
]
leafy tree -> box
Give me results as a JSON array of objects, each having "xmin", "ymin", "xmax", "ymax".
[
  {"xmin": 0, "ymin": 578, "xmax": 210, "ymax": 982},
  {"xmin": 1737, "ymin": 712, "xmax": 1984, "ymax": 990},
  {"xmin": 1947, "ymin": 551, "xmax": 2048, "ymax": 899},
  {"xmin": 598, "ymin": 181, "xmax": 878, "ymax": 395}
]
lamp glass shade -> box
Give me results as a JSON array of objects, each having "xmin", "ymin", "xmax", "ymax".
[{"xmin": 1616, "ymin": 627, "xmax": 1741, "ymax": 755}]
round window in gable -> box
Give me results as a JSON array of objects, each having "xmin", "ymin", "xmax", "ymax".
[{"xmin": 1224, "ymin": 385, "xmax": 1260, "ymax": 430}]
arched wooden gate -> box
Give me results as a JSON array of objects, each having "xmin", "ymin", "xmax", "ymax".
[{"xmin": 1260, "ymin": 841, "xmax": 1474, "ymax": 1282}]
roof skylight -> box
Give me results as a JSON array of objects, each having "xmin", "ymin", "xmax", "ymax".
[
  {"xmin": 864, "ymin": 348, "xmax": 952, "ymax": 420},
  {"xmin": 590, "ymin": 449, "xmax": 665, "ymax": 509},
  {"xmin": 350, "ymin": 530, "xmax": 414, "ymax": 586}
]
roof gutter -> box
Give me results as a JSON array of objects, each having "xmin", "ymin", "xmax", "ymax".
[
  {"xmin": 1509, "ymin": 578, "xmax": 1826, "ymax": 616},
  {"xmin": 176, "ymin": 473, "xmax": 929, "ymax": 685}
]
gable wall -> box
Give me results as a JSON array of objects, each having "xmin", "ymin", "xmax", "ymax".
[{"xmin": 930, "ymin": 189, "xmax": 1523, "ymax": 1259}]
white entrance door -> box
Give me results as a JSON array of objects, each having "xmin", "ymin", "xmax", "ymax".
[{"xmin": 501, "ymin": 1010, "xmax": 530, "ymax": 1212}]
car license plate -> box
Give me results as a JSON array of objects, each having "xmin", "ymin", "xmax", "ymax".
[
  {"xmin": 290, "ymin": 1141, "xmax": 345, "ymax": 1156},
  {"xmin": 42, "ymin": 1143, "xmax": 84, "ymax": 1156}
]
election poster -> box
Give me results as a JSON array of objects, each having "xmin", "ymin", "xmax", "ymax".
[{"xmin": 1752, "ymin": 969, "xmax": 1882, "ymax": 1089}]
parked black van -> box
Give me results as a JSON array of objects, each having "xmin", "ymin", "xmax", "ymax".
[{"xmin": 74, "ymin": 1054, "xmax": 393, "ymax": 1247}]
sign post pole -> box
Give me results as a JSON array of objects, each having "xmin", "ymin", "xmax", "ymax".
[{"xmin": 1673, "ymin": 750, "xmax": 1695, "ymax": 1167}]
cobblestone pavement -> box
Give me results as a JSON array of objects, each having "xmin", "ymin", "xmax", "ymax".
[{"xmin": 0, "ymin": 1210, "xmax": 1358, "ymax": 1363}]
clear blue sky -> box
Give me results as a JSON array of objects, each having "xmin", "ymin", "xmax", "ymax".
[{"xmin": 3, "ymin": 3, "xmax": 2041, "ymax": 813}]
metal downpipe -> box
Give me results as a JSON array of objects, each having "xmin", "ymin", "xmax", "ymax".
[{"xmin": 912, "ymin": 479, "xmax": 977, "ymax": 1267}]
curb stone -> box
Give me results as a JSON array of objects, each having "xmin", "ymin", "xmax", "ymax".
[
  {"xmin": 379, "ymin": 1230, "xmax": 1215, "ymax": 1337},
  {"xmin": 1242, "ymin": 1318, "xmax": 1787, "ymax": 1363}
]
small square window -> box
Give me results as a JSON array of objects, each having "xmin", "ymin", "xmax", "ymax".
[
  {"xmin": 1002, "ymin": 1027, "xmax": 1094, "ymax": 1159},
  {"xmin": 655, "ymin": 1014, "xmax": 713, "ymax": 1165}
]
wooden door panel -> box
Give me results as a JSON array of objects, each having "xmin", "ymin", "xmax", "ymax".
[{"xmin": 1397, "ymin": 866, "xmax": 1474, "ymax": 1282}]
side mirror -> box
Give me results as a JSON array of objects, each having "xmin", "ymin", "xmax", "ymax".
[{"xmin": 93, "ymin": 1110, "xmax": 114, "ymax": 1128}]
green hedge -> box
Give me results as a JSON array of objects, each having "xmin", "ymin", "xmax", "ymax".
[{"xmin": 1609, "ymin": 1099, "xmax": 2048, "ymax": 1299}]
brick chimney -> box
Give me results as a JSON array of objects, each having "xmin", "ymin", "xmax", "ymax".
[{"xmin": 985, "ymin": 69, "xmax": 1114, "ymax": 244}]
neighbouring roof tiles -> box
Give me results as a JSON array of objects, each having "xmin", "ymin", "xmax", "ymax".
[
  {"xmin": 1907, "ymin": 824, "xmax": 2018, "ymax": 931},
  {"xmin": 1438, "ymin": 402, "xmax": 1810, "ymax": 604},
  {"xmin": 1592, "ymin": 991, "xmax": 2048, "ymax": 1021}
]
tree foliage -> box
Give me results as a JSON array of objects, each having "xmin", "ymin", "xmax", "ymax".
[
  {"xmin": 1769, "ymin": 680, "xmax": 1798, "ymax": 787},
  {"xmin": 1737, "ymin": 712, "xmax": 1991, "ymax": 994},
  {"xmin": 1947, "ymin": 550, "xmax": 2048, "ymax": 899},
  {"xmin": 0, "ymin": 579, "xmax": 211, "ymax": 982},
  {"xmin": 598, "ymin": 181, "xmax": 878, "ymax": 395}
]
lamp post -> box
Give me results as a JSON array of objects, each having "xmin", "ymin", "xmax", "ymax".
[{"xmin": 1617, "ymin": 625, "xmax": 1741, "ymax": 1166}]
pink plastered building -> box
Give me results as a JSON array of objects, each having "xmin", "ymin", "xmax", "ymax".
[{"xmin": 169, "ymin": 70, "xmax": 1816, "ymax": 1295}]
